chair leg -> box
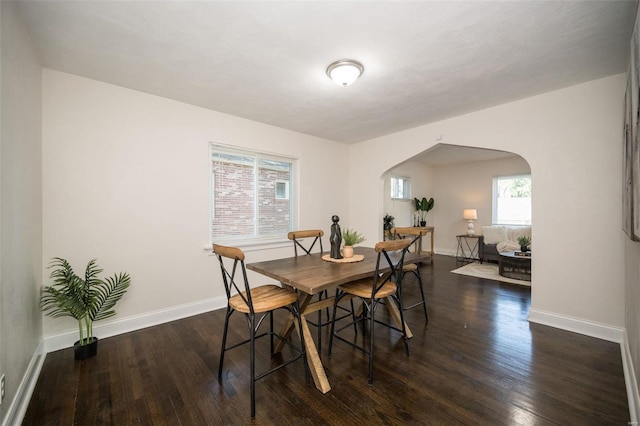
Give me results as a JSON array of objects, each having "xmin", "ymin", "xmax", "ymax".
[
  {"xmin": 249, "ymin": 313, "xmax": 256, "ymax": 419},
  {"xmin": 415, "ymin": 269, "xmax": 429, "ymax": 322},
  {"xmin": 362, "ymin": 300, "xmax": 371, "ymax": 338},
  {"xmin": 218, "ymin": 306, "xmax": 232, "ymax": 379},
  {"xmin": 327, "ymin": 289, "xmax": 341, "ymax": 358},
  {"xmin": 396, "ymin": 286, "xmax": 410, "ymax": 356},
  {"xmin": 350, "ymin": 299, "xmax": 358, "ymax": 336},
  {"xmin": 323, "ymin": 289, "xmax": 331, "ymax": 321},
  {"xmin": 269, "ymin": 310, "xmax": 274, "ymax": 355},
  {"xmin": 368, "ymin": 298, "xmax": 376, "ymax": 385}
]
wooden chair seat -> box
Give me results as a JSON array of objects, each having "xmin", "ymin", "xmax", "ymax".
[
  {"xmin": 402, "ymin": 263, "xmax": 418, "ymax": 272},
  {"xmin": 338, "ymin": 277, "xmax": 398, "ymax": 299},
  {"xmin": 230, "ymin": 285, "xmax": 298, "ymax": 314}
]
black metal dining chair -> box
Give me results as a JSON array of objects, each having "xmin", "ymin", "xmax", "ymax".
[
  {"xmin": 213, "ymin": 243, "xmax": 308, "ymax": 418},
  {"xmin": 390, "ymin": 227, "xmax": 429, "ymax": 322},
  {"xmin": 327, "ymin": 238, "xmax": 412, "ymax": 385},
  {"xmin": 287, "ymin": 229, "xmax": 356, "ymax": 352}
]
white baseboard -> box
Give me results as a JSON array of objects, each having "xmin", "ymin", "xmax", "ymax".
[
  {"xmin": 44, "ymin": 296, "xmax": 227, "ymax": 353},
  {"xmin": 1, "ymin": 340, "xmax": 46, "ymax": 426},
  {"xmin": 435, "ymin": 248, "xmax": 456, "ymax": 257},
  {"xmin": 528, "ymin": 308, "xmax": 624, "ymax": 343},
  {"xmin": 623, "ymin": 330, "xmax": 640, "ymax": 425}
]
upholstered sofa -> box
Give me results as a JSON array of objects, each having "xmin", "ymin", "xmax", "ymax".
[{"xmin": 479, "ymin": 225, "xmax": 532, "ymax": 263}]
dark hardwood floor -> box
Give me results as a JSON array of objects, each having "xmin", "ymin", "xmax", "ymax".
[{"xmin": 23, "ymin": 255, "xmax": 629, "ymax": 425}]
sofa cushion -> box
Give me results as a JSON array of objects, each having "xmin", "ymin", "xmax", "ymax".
[
  {"xmin": 497, "ymin": 241, "xmax": 521, "ymax": 253},
  {"xmin": 506, "ymin": 226, "xmax": 531, "ymax": 242},
  {"xmin": 482, "ymin": 226, "xmax": 507, "ymax": 244}
]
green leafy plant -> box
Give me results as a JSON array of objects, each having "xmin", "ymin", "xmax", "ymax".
[
  {"xmin": 343, "ymin": 228, "xmax": 366, "ymax": 247},
  {"xmin": 517, "ymin": 235, "xmax": 531, "ymax": 247},
  {"xmin": 383, "ymin": 214, "xmax": 395, "ymax": 230},
  {"xmin": 40, "ymin": 258, "xmax": 131, "ymax": 346},
  {"xmin": 414, "ymin": 197, "xmax": 435, "ymax": 222}
]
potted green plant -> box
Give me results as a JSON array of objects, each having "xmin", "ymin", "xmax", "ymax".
[
  {"xmin": 40, "ymin": 258, "xmax": 131, "ymax": 360},
  {"xmin": 383, "ymin": 214, "xmax": 395, "ymax": 240},
  {"xmin": 342, "ymin": 228, "xmax": 366, "ymax": 258},
  {"xmin": 517, "ymin": 235, "xmax": 531, "ymax": 252},
  {"xmin": 414, "ymin": 197, "xmax": 435, "ymax": 226}
]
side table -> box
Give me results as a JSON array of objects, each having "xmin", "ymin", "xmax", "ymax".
[{"xmin": 456, "ymin": 234, "xmax": 481, "ymax": 263}]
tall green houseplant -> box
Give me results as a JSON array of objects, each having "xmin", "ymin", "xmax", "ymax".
[{"xmin": 40, "ymin": 258, "xmax": 131, "ymax": 359}]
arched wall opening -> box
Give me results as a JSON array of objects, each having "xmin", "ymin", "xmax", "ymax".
[{"xmin": 380, "ymin": 143, "xmax": 532, "ymax": 258}]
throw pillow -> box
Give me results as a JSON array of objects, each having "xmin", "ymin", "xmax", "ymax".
[{"xmin": 482, "ymin": 226, "xmax": 507, "ymax": 245}]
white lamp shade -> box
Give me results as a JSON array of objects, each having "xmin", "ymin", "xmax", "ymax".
[
  {"xmin": 463, "ymin": 209, "xmax": 477, "ymax": 220},
  {"xmin": 326, "ymin": 60, "xmax": 364, "ymax": 87}
]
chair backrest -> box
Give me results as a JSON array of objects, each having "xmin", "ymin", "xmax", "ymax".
[
  {"xmin": 287, "ymin": 229, "xmax": 324, "ymax": 256},
  {"xmin": 213, "ymin": 243, "xmax": 254, "ymax": 312},
  {"xmin": 371, "ymin": 239, "xmax": 412, "ymax": 295},
  {"xmin": 390, "ymin": 227, "xmax": 425, "ymax": 254}
]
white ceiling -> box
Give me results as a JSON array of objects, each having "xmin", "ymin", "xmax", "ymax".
[
  {"xmin": 17, "ymin": 0, "xmax": 637, "ymax": 145},
  {"xmin": 410, "ymin": 144, "xmax": 516, "ymax": 167}
]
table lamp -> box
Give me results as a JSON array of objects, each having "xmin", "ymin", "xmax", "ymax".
[{"xmin": 463, "ymin": 209, "xmax": 477, "ymax": 235}]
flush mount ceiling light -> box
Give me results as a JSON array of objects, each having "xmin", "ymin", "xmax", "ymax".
[{"xmin": 326, "ymin": 59, "xmax": 364, "ymax": 87}]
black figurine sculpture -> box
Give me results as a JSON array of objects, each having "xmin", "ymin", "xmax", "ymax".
[{"xmin": 330, "ymin": 215, "xmax": 343, "ymax": 259}]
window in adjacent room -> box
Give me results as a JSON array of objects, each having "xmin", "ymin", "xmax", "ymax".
[
  {"xmin": 275, "ymin": 181, "xmax": 289, "ymax": 200},
  {"xmin": 390, "ymin": 175, "xmax": 411, "ymax": 200},
  {"xmin": 210, "ymin": 144, "xmax": 296, "ymax": 243},
  {"xmin": 492, "ymin": 174, "xmax": 532, "ymax": 225}
]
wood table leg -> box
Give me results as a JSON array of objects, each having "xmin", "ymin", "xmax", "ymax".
[
  {"xmin": 274, "ymin": 291, "xmax": 312, "ymax": 352},
  {"xmin": 384, "ymin": 296, "xmax": 413, "ymax": 339},
  {"xmin": 274, "ymin": 288, "xmax": 331, "ymax": 393},
  {"xmin": 295, "ymin": 312, "xmax": 331, "ymax": 394}
]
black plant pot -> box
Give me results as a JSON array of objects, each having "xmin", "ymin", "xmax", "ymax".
[
  {"xmin": 74, "ymin": 337, "xmax": 98, "ymax": 360},
  {"xmin": 520, "ymin": 246, "xmax": 529, "ymax": 252},
  {"xmin": 420, "ymin": 221, "xmax": 427, "ymax": 227}
]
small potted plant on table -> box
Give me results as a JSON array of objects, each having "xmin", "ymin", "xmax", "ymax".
[
  {"xmin": 342, "ymin": 228, "xmax": 366, "ymax": 258},
  {"xmin": 40, "ymin": 258, "xmax": 131, "ymax": 360},
  {"xmin": 517, "ymin": 235, "xmax": 531, "ymax": 252}
]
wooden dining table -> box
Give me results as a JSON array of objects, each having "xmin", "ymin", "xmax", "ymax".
[{"xmin": 246, "ymin": 246, "xmax": 428, "ymax": 394}]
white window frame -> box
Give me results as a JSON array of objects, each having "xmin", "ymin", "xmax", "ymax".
[
  {"xmin": 492, "ymin": 174, "xmax": 532, "ymax": 225},
  {"xmin": 390, "ymin": 175, "xmax": 411, "ymax": 201},
  {"xmin": 210, "ymin": 143, "xmax": 297, "ymax": 248}
]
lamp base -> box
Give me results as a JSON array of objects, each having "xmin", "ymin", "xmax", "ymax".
[{"xmin": 467, "ymin": 221, "xmax": 475, "ymax": 236}]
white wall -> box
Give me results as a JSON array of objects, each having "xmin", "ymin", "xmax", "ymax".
[
  {"xmin": 42, "ymin": 69, "xmax": 349, "ymax": 339},
  {"xmin": 349, "ymin": 74, "xmax": 626, "ymax": 336},
  {"xmin": 431, "ymin": 155, "xmax": 531, "ymax": 255},
  {"xmin": 383, "ymin": 161, "xmax": 434, "ymax": 229},
  {"xmin": 0, "ymin": 2, "xmax": 43, "ymax": 424}
]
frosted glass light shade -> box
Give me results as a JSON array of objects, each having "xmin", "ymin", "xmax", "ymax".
[
  {"xmin": 326, "ymin": 60, "xmax": 364, "ymax": 87},
  {"xmin": 463, "ymin": 209, "xmax": 477, "ymax": 220}
]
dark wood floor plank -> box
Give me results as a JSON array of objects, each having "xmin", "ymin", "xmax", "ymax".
[{"xmin": 22, "ymin": 255, "xmax": 629, "ymax": 425}]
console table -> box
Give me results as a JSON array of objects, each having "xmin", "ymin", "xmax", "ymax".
[{"xmin": 385, "ymin": 226, "xmax": 434, "ymax": 263}]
